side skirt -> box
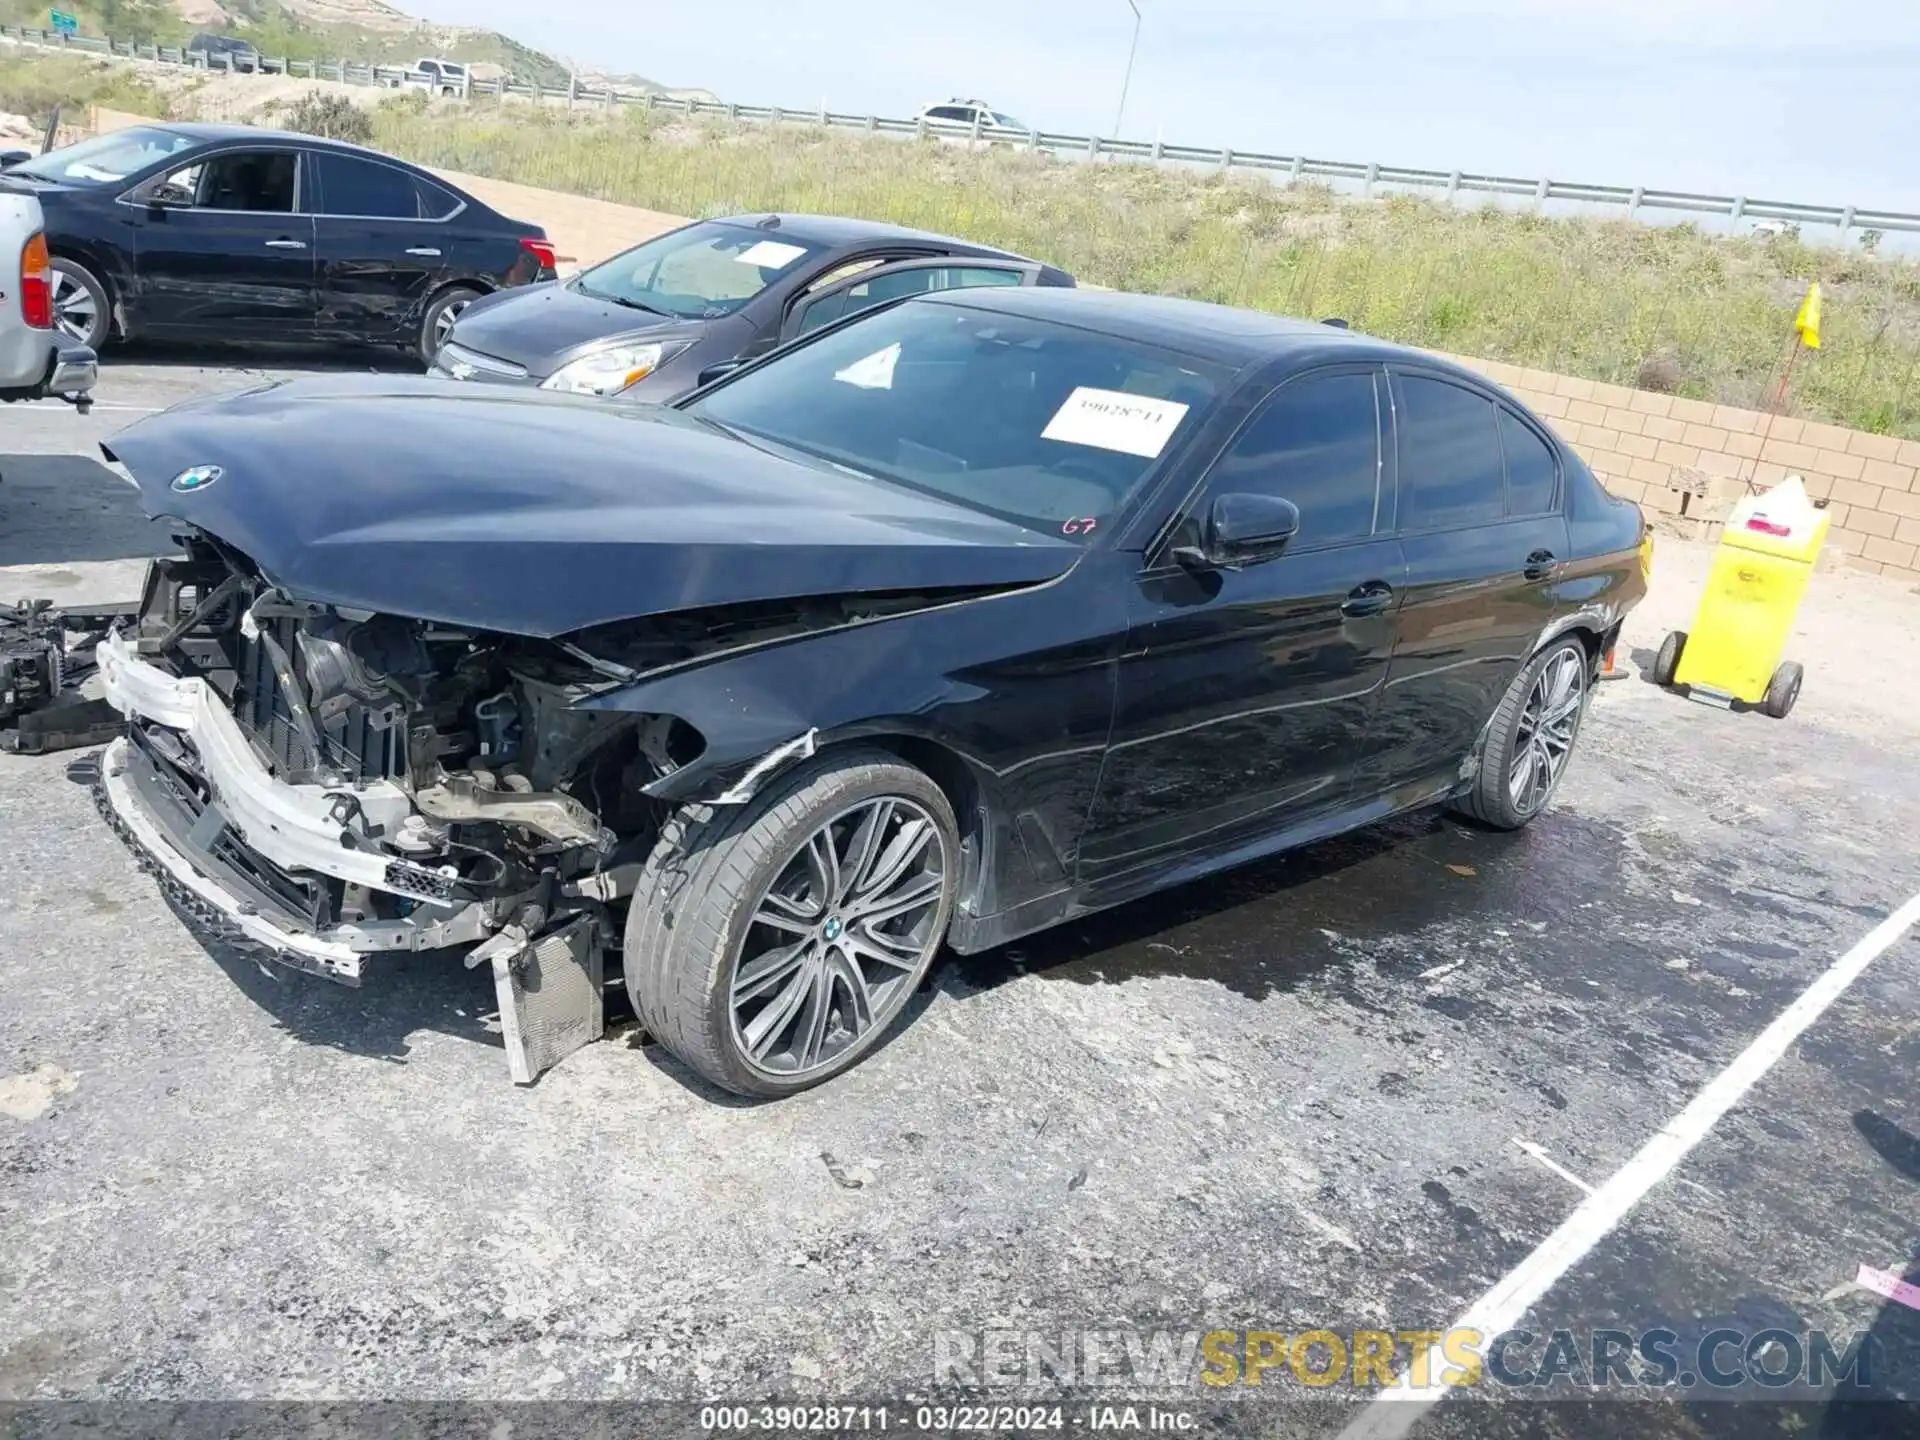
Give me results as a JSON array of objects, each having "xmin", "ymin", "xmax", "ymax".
[{"xmin": 945, "ymin": 765, "xmax": 1466, "ymax": 955}]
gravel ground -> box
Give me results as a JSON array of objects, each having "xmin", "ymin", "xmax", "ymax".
[{"xmin": 2, "ymin": 356, "xmax": 1918, "ymax": 1437}]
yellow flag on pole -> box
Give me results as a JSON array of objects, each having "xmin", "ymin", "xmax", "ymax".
[{"xmin": 1794, "ymin": 281, "xmax": 1823, "ymax": 349}]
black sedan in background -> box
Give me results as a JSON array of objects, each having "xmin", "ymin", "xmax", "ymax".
[
  {"xmin": 1, "ymin": 122, "xmax": 555, "ymax": 362},
  {"xmin": 435, "ymin": 212, "xmax": 1074, "ymax": 401},
  {"xmin": 97, "ymin": 287, "xmax": 1647, "ymax": 1096}
]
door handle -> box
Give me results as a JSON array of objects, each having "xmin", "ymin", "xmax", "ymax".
[
  {"xmin": 264, "ymin": 239, "xmax": 308, "ymax": 250},
  {"xmin": 1524, "ymin": 548, "xmax": 1559, "ymax": 580},
  {"xmin": 1341, "ymin": 580, "xmax": 1395, "ymax": 618},
  {"xmin": 405, "ymin": 247, "xmax": 443, "ymax": 257}
]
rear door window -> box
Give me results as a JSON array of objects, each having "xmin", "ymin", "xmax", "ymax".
[
  {"xmin": 1498, "ymin": 408, "xmax": 1560, "ymax": 516},
  {"xmin": 1205, "ymin": 371, "xmax": 1382, "ymax": 548},
  {"xmin": 1396, "ymin": 375, "xmax": 1506, "ymax": 531},
  {"xmin": 314, "ymin": 153, "xmax": 423, "ymax": 219}
]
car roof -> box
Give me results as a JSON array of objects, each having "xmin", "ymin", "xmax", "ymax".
[
  {"xmin": 145, "ymin": 122, "xmax": 408, "ymax": 162},
  {"xmin": 914, "ymin": 285, "xmax": 1479, "ymax": 375},
  {"xmin": 709, "ymin": 212, "xmax": 1031, "ymax": 260}
]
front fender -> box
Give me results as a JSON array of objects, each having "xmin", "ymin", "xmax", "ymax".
[{"xmin": 578, "ymin": 612, "xmax": 993, "ymax": 803}]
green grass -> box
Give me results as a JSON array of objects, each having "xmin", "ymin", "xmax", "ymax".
[
  {"xmin": 360, "ymin": 103, "xmax": 1920, "ymax": 436},
  {"xmin": 9, "ymin": 42, "xmax": 1919, "ymax": 438},
  {"xmin": 0, "ymin": 0, "xmax": 578, "ymax": 88},
  {"xmin": 0, "ymin": 48, "xmax": 174, "ymax": 119}
]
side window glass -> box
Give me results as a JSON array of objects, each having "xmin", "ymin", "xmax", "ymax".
[
  {"xmin": 316, "ymin": 153, "xmax": 421, "ymax": 218},
  {"xmin": 796, "ymin": 290, "xmax": 853, "ymax": 335},
  {"xmin": 1397, "ymin": 376, "xmax": 1505, "ymax": 531},
  {"xmin": 797, "ymin": 266, "xmax": 1021, "ymax": 335},
  {"xmin": 1208, "ymin": 372, "xmax": 1381, "ymax": 548},
  {"xmin": 200, "ymin": 151, "xmax": 297, "ymax": 212},
  {"xmin": 1498, "ymin": 408, "xmax": 1559, "ymax": 516},
  {"xmin": 151, "ymin": 161, "xmax": 203, "ymax": 206},
  {"xmin": 415, "ymin": 177, "xmax": 461, "ymax": 220}
]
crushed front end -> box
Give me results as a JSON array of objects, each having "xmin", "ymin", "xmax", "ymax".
[{"xmin": 94, "ymin": 536, "xmax": 657, "ymax": 997}]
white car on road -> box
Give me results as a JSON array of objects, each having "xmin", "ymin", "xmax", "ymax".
[{"xmin": 916, "ymin": 98, "xmax": 1030, "ymax": 133}]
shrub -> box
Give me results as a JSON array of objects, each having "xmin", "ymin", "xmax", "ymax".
[{"xmin": 281, "ymin": 90, "xmax": 373, "ymax": 145}]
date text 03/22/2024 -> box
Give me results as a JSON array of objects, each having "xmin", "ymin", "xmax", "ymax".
[{"xmin": 699, "ymin": 1404, "xmax": 1197, "ymax": 1431}]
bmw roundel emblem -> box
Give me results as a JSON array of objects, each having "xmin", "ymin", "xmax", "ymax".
[{"xmin": 170, "ymin": 464, "xmax": 223, "ymax": 494}]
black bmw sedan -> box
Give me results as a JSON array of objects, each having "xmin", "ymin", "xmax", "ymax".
[
  {"xmin": 434, "ymin": 211, "xmax": 1074, "ymax": 401},
  {"xmin": 95, "ymin": 287, "xmax": 1647, "ymax": 1096},
  {"xmin": 2, "ymin": 122, "xmax": 555, "ymax": 361}
]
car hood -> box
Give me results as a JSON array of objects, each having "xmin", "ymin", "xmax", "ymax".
[
  {"xmin": 448, "ymin": 280, "xmax": 708, "ymax": 376},
  {"xmin": 102, "ymin": 375, "xmax": 1079, "ymax": 639}
]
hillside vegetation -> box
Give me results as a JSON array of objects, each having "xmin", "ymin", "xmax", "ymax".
[
  {"xmin": 363, "ymin": 104, "xmax": 1920, "ymax": 437},
  {"xmin": 0, "ymin": 0, "xmax": 584, "ymax": 88},
  {"xmin": 8, "ymin": 46, "xmax": 1920, "ymax": 438}
]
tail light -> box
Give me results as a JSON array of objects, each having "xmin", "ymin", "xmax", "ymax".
[
  {"xmin": 20, "ymin": 232, "xmax": 52, "ymax": 330},
  {"xmin": 520, "ymin": 236, "xmax": 557, "ymax": 270}
]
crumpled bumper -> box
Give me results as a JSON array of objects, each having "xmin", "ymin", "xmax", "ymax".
[{"xmin": 94, "ymin": 633, "xmax": 495, "ymax": 983}]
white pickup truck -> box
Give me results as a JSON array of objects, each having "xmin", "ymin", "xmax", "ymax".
[{"xmin": 0, "ymin": 183, "xmax": 96, "ymax": 409}]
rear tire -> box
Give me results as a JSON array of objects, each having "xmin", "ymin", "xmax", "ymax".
[
  {"xmin": 624, "ymin": 747, "xmax": 959, "ymax": 1098},
  {"xmin": 48, "ymin": 258, "xmax": 109, "ymax": 349},
  {"xmin": 1448, "ymin": 637, "xmax": 1591, "ymax": 831},
  {"xmin": 419, "ymin": 284, "xmax": 481, "ymax": 366},
  {"xmin": 1653, "ymin": 630, "xmax": 1686, "ymax": 687},
  {"xmin": 1761, "ymin": 661, "xmax": 1803, "ymax": 719}
]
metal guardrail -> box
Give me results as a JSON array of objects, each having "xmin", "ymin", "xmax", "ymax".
[{"xmin": 5, "ymin": 21, "xmax": 1915, "ymax": 240}]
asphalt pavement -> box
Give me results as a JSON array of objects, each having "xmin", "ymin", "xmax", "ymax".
[{"xmin": 2, "ymin": 351, "xmax": 1918, "ymax": 1438}]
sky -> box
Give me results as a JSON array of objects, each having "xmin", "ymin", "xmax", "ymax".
[{"xmin": 399, "ymin": 0, "xmax": 1920, "ymax": 213}]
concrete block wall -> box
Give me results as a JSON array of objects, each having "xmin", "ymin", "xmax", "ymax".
[{"xmin": 1440, "ymin": 354, "xmax": 1920, "ymax": 585}]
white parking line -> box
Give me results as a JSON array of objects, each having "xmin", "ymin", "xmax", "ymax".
[{"xmin": 1338, "ymin": 888, "xmax": 1920, "ymax": 1440}]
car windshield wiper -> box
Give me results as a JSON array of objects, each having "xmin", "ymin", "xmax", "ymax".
[{"xmin": 574, "ymin": 282, "xmax": 672, "ymax": 318}]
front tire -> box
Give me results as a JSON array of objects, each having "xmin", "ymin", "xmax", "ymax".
[
  {"xmin": 419, "ymin": 284, "xmax": 481, "ymax": 366},
  {"xmin": 625, "ymin": 748, "xmax": 959, "ymax": 1098},
  {"xmin": 1449, "ymin": 637, "xmax": 1591, "ymax": 831},
  {"xmin": 48, "ymin": 258, "xmax": 109, "ymax": 349},
  {"xmin": 1761, "ymin": 661, "xmax": 1802, "ymax": 719},
  {"xmin": 1653, "ymin": 630, "xmax": 1686, "ymax": 687}
]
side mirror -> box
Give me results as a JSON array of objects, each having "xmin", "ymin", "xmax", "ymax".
[
  {"xmin": 1172, "ymin": 492, "xmax": 1301, "ymax": 572},
  {"xmin": 696, "ymin": 359, "xmax": 746, "ymax": 387},
  {"xmin": 141, "ymin": 184, "xmax": 194, "ymax": 210},
  {"xmin": 0, "ymin": 149, "xmax": 32, "ymax": 169}
]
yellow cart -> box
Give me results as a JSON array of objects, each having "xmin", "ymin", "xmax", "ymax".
[{"xmin": 1651, "ymin": 476, "xmax": 1829, "ymax": 719}]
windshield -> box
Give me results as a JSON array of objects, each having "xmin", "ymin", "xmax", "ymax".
[
  {"xmin": 10, "ymin": 126, "xmax": 198, "ymax": 186},
  {"xmin": 688, "ymin": 299, "xmax": 1224, "ymax": 541},
  {"xmin": 573, "ymin": 220, "xmax": 827, "ymax": 320}
]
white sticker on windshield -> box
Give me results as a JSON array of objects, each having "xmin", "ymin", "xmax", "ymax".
[
  {"xmin": 1041, "ymin": 387, "xmax": 1190, "ymax": 459},
  {"xmin": 735, "ymin": 240, "xmax": 809, "ymax": 270},
  {"xmin": 834, "ymin": 342, "xmax": 900, "ymax": 390}
]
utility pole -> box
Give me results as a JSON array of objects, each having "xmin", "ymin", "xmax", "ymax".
[{"xmin": 1113, "ymin": 0, "xmax": 1142, "ymax": 138}]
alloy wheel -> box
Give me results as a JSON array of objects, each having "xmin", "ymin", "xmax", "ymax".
[
  {"xmin": 431, "ymin": 298, "xmax": 470, "ymax": 350},
  {"xmin": 1508, "ymin": 646, "xmax": 1586, "ymax": 815},
  {"xmin": 728, "ymin": 796, "xmax": 948, "ymax": 1079},
  {"xmin": 49, "ymin": 270, "xmax": 97, "ymax": 344}
]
